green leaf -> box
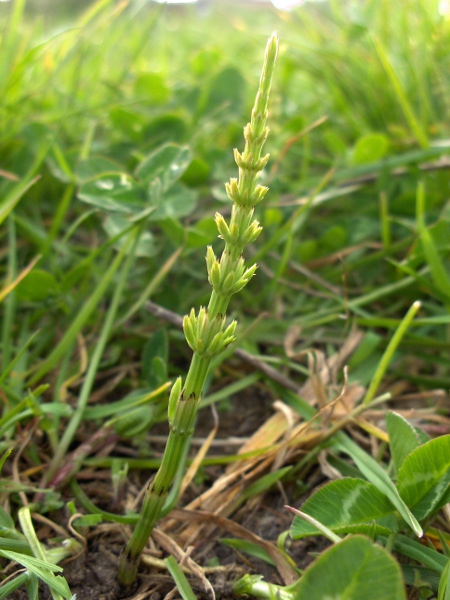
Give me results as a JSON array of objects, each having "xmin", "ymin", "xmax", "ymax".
[
  {"xmin": 0, "ymin": 169, "xmax": 43, "ymax": 227},
  {"xmin": 402, "ymin": 565, "xmax": 440, "ymax": 592},
  {"xmin": 351, "ymin": 133, "xmax": 389, "ymax": 165},
  {"xmin": 85, "ymin": 388, "xmax": 162, "ymax": 420},
  {"xmin": 112, "ymin": 405, "xmax": 155, "ymax": 438},
  {"xmin": 15, "ymin": 269, "xmax": 60, "ymax": 302},
  {"xmin": 149, "ymin": 357, "xmax": 167, "ymax": 390},
  {"xmin": 290, "ymin": 478, "xmax": 397, "ymax": 539},
  {"xmin": 30, "ymin": 228, "xmax": 135, "ymax": 384},
  {"xmin": 26, "ymin": 572, "xmax": 39, "ymax": 600},
  {"xmin": 109, "ymin": 107, "xmax": 146, "ymax": 142},
  {"xmin": 0, "ymin": 572, "xmax": 29, "ymax": 599},
  {"xmin": 320, "ymin": 224, "xmax": 348, "ymax": 251},
  {"xmin": 46, "ymin": 142, "xmax": 75, "ymax": 184},
  {"xmin": 0, "ymin": 550, "xmax": 72, "ymax": 598},
  {"xmin": 75, "ymin": 157, "xmax": 123, "ymax": 183},
  {"xmin": 438, "ymin": 561, "xmax": 450, "ymax": 600},
  {"xmin": 134, "ymin": 72, "xmax": 170, "ymax": 105},
  {"xmin": 181, "ymin": 156, "xmax": 211, "ymax": 186},
  {"xmin": 78, "ymin": 172, "xmax": 144, "ymax": 213},
  {"xmin": 334, "ymin": 432, "xmax": 422, "ymax": 536},
  {"xmin": 20, "ymin": 123, "xmax": 53, "ymax": 156},
  {"xmin": 347, "ymin": 331, "xmax": 381, "ymax": 369},
  {"xmin": 205, "ymin": 67, "xmax": 246, "ymax": 114},
  {"xmin": 103, "ymin": 213, "xmax": 157, "ymax": 256},
  {"xmin": 292, "ymin": 536, "xmax": 406, "ymax": 600},
  {"xmin": 142, "ymin": 329, "xmax": 168, "ymax": 388},
  {"xmin": 70, "ymin": 514, "xmax": 103, "ymax": 527},
  {"xmin": 149, "ymin": 183, "xmax": 197, "ymax": 221},
  {"xmin": 186, "ymin": 217, "xmax": 217, "ymax": 249},
  {"xmin": 390, "ymin": 534, "xmax": 448, "ymax": 574},
  {"xmin": 135, "ymin": 143, "xmax": 192, "ymax": 192},
  {"xmin": 416, "ymin": 183, "xmax": 450, "ymax": 301},
  {"xmin": 191, "ymin": 47, "xmax": 222, "ymax": 76},
  {"xmin": 158, "ymin": 218, "xmax": 186, "ymax": 247},
  {"xmin": 40, "ymin": 403, "xmax": 73, "ymax": 418},
  {"xmin": 0, "ymin": 480, "xmax": 42, "ymax": 493},
  {"xmin": 143, "ymin": 114, "xmax": 188, "ymax": 148},
  {"xmin": 386, "ymin": 411, "xmax": 424, "ymax": 477},
  {"xmin": 0, "ymin": 448, "xmax": 13, "ymax": 477},
  {"xmin": 397, "ymin": 435, "xmax": 450, "ymax": 520},
  {"xmin": 0, "ymin": 504, "xmax": 15, "ymax": 529},
  {"xmin": 165, "ymin": 555, "xmax": 197, "ymax": 600},
  {"xmin": 242, "ymin": 466, "xmax": 292, "ymax": 501},
  {"xmin": 221, "ymin": 538, "xmax": 276, "ymax": 567}
]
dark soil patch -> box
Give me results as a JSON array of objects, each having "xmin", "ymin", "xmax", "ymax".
[{"xmin": 9, "ymin": 511, "xmax": 329, "ymax": 600}]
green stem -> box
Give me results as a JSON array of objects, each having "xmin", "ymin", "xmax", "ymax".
[
  {"xmin": 207, "ymin": 289, "xmax": 230, "ymax": 319},
  {"xmin": 118, "ymin": 32, "xmax": 278, "ymax": 586},
  {"xmin": 118, "ymin": 353, "xmax": 211, "ymax": 584},
  {"xmin": 183, "ymin": 352, "xmax": 212, "ymax": 397}
]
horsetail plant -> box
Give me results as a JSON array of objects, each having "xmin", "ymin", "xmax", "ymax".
[{"xmin": 118, "ymin": 32, "xmax": 279, "ymax": 586}]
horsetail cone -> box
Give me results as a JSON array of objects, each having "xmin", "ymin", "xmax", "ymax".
[{"xmin": 118, "ymin": 32, "xmax": 278, "ymax": 586}]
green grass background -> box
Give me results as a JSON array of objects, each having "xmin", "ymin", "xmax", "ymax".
[
  {"xmin": 1, "ymin": 0, "xmax": 450, "ymax": 594},
  {"xmin": 1, "ymin": 0, "xmax": 449, "ymax": 444}
]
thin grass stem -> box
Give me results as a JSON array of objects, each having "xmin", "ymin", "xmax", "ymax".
[
  {"xmin": 29, "ymin": 224, "xmax": 137, "ymax": 385},
  {"xmin": 44, "ymin": 225, "xmax": 143, "ymax": 483},
  {"xmin": 362, "ymin": 300, "xmax": 422, "ymax": 405}
]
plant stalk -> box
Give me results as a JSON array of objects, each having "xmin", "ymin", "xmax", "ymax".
[{"xmin": 118, "ymin": 32, "xmax": 278, "ymax": 585}]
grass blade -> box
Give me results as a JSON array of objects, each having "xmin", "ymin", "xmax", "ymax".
[
  {"xmin": 362, "ymin": 300, "xmax": 421, "ymax": 405},
  {"xmin": 334, "ymin": 433, "xmax": 423, "ymax": 537},
  {"xmin": 372, "ymin": 35, "xmax": 428, "ymax": 148},
  {"xmin": 416, "ymin": 181, "xmax": 450, "ymax": 301},
  {"xmin": 29, "ymin": 225, "xmax": 136, "ymax": 384},
  {"xmin": 165, "ymin": 555, "xmax": 198, "ymax": 600}
]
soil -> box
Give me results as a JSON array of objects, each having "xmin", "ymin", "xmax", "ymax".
[
  {"xmin": 10, "ymin": 507, "xmax": 327, "ymax": 600},
  {"xmin": 6, "ymin": 375, "xmax": 440, "ymax": 600},
  {"xmin": 7, "ymin": 384, "xmax": 332, "ymax": 600}
]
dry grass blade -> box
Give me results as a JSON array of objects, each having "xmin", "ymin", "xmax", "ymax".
[{"xmin": 168, "ymin": 508, "xmax": 298, "ymax": 585}]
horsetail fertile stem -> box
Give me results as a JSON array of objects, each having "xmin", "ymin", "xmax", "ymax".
[{"xmin": 118, "ymin": 32, "xmax": 278, "ymax": 586}]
